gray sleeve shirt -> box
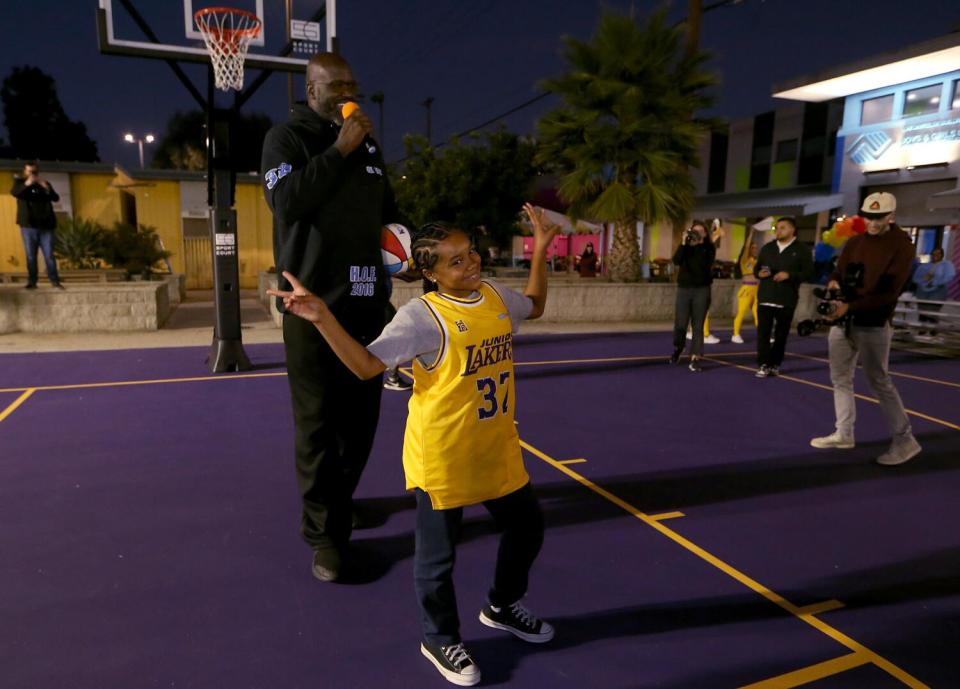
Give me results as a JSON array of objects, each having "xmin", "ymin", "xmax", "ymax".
[{"xmin": 367, "ymin": 280, "xmax": 533, "ymax": 368}]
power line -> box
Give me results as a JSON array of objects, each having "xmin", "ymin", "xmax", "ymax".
[{"xmin": 390, "ymin": 91, "xmax": 554, "ymax": 164}]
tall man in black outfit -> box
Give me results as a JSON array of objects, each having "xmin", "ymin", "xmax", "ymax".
[
  {"xmin": 261, "ymin": 53, "xmax": 400, "ymax": 582},
  {"xmin": 753, "ymin": 217, "xmax": 813, "ymax": 378}
]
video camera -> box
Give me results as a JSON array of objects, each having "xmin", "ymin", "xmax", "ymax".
[
  {"xmin": 684, "ymin": 228, "xmax": 702, "ymax": 244},
  {"xmin": 796, "ymin": 262, "xmax": 864, "ymax": 336}
]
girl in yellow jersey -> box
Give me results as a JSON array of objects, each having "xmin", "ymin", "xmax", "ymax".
[{"xmin": 270, "ymin": 204, "xmax": 559, "ymax": 687}]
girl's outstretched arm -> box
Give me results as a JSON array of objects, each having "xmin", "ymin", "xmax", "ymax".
[
  {"xmin": 268, "ymin": 271, "xmax": 387, "ymax": 380},
  {"xmin": 522, "ymin": 203, "xmax": 560, "ymax": 319}
]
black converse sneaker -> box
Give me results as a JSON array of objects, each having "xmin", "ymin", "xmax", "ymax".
[
  {"xmin": 479, "ymin": 601, "xmax": 554, "ymax": 643},
  {"xmin": 420, "ymin": 642, "xmax": 481, "ymax": 686}
]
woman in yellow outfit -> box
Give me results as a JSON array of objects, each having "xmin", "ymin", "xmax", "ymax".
[
  {"xmin": 732, "ymin": 231, "xmax": 759, "ymax": 343},
  {"xmin": 270, "ymin": 204, "xmax": 559, "ymax": 687}
]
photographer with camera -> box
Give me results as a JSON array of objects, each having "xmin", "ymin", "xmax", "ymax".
[
  {"xmin": 753, "ymin": 217, "xmax": 813, "ymax": 378},
  {"xmin": 670, "ymin": 220, "xmax": 716, "ymax": 372},
  {"xmin": 810, "ymin": 192, "xmax": 921, "ymax": 466}
]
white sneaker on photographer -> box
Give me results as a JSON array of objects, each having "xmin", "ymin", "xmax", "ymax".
[
  {"xmin": 731, "ymin": 334, "xmax": 744, "ymax": 344},
  {"xmin": 704, "ymin": 334, "xmax": 720, "ymax": 344},
  {"xmin": 810, "ymin": 431, "xmax": 855, "ymax": 449}
]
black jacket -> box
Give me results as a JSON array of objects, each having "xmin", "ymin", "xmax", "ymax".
[
  {"xmin": 261, "ymin": 103, "xmax": 402, "ymax": 320},
  {"xmin": 754, "ymin": 239, "xmax": 814, "ymax": 308},
  {"xmin": 672, "ymin": 240, "xmax": 715, "ymax": 288},
  {"xmin": 11, "ymin": 177, "xmax": 59, "ymax": 230}
]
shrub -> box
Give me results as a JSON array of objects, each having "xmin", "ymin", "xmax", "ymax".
[
  {"xmin": 55, "ymin": 216, "xmax": 107, "ymax": 269},
  {"xmin": 100, "ymin": 222, "xmax": 172, "ymax": 278}
]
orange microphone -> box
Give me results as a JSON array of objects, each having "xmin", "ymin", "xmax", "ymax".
[{"xmin": 341, "ymin": 101, "xmax": 359, "ymax": 119}]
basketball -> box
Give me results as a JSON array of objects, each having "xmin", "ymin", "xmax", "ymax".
[{"xmin": 381, "ymin": 223, "xmax": 414, "ymax": 276}]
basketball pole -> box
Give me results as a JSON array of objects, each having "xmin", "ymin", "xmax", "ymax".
[{"xmin": 206, "ymin": 64, "xmax": 252, "ymax": 373}]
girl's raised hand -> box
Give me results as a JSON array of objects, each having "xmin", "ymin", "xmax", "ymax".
[
  {"xmin": 266, "ymin": 271, "xmax": 330, "ymax": 323},
  {"xmin": 523, "ymin": 202, "xmax": 560, "ymax": 246}
]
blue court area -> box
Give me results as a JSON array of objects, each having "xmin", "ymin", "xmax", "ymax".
[{"xmin": 1, "ymin": 332, "xmax": 958, "ymax": 688}]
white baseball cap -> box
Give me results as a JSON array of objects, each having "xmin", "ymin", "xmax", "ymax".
[{"xmin": 861, "ymin": 192, "xmax": 896, "ymax": 215}]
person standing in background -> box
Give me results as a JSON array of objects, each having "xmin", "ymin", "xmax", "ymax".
[{"xmin": 10, "ymin": 161, "xmax": 63, "ymax": 290}]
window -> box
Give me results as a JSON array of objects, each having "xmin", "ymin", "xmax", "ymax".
[
  {"xmin": 902, "ymin": 84, "xmax": 942, "ymax": 118},
  {"xmin": 775, "ymin": 139, "xmax": 798, "ymax": 162},
  {"xmin": 860, "ymin": 94, "xmax": 894, "ymax": 126},
  {"xmin": 952, "ymin": 80, "xmax": 960, "ymax": 111}
]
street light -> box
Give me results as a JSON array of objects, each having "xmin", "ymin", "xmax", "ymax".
[{"xmin": 123, "ymin": 132, "xmax": 155, "ymax": 169}]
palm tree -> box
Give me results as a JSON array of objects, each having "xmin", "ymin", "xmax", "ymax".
[{"xmin": 537, "ymin": 8, "xmax": 716, "ymax": 282}]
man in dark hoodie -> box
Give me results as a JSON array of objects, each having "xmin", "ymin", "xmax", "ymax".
[
  {"xmin": 261, "ymin": 52, "xmax": 401, "ymax": 582},
  {"xmin": 753, "ymin": 216, "xmax": 813, "ymax": 377}
]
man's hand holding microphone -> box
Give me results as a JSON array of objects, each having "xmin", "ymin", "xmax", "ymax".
[{"xmin": 335, "ymin": 101, "xmax": 374, "ymax": 157}]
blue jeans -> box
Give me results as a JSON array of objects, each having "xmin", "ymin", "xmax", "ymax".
[
  {"xmin": 414, "ymin": 483, "xmax": 544, "ymax": 646},
  {"xmin": 20, "ymin": 226, "xmax": 60, "ymax": 285}
]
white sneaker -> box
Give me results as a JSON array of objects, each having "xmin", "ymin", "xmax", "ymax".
[
  {"xmin": 704, "ymin": 335, "xmax": 720, "ymax": 344},
  {"xmin": 876, "ymin": 436, "xmax": 921, "ymax": 466},
  {"xmin": 686, "ymin": 331, "xmax": 692, "ymax": 340},
  {"xmin": 731, "ymin": 334, "xmax": 744, "ymax": 344},
  {"xmin": 810, "ymin": 431, "xmax": 855, "ymax": 449}
]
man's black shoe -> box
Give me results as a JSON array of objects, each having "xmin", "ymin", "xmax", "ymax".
[
  {"xmin": 420, "ymin": 641, "xmax": 480, "ymax": 686},
  {"xmin": 668, "ymin": 347, "xmax": 683, "ymax": 365},
  {"xmin": 688, "ymin": 358, "xmax": 703, "ymax": 373},
  {"xmin": 51, "ymin": 282, "xmax": 65, "ymax": 290},
  {"xmin": 24, "ymin": 283, "xmax": 37, "ymax": 290},
  {"xmin": 383, "ymin": 370, "xmax": 412, "ymax": 391},
  {"xmin": 311, "ymin": 545, "xmax": 341, "ymax": 582}
]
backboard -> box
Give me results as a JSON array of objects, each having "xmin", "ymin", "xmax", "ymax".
[{"xmin": 96, "ymin": 0, "xmax": 333, "ymax": 74}]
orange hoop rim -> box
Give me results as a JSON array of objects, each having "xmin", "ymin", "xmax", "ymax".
[{"xmin": 194, "ymin": 6, "xmax": 263, "ymax": 39}]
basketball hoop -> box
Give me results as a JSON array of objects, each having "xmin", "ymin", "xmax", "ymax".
[{"xmin": 194, "ymin": 6, "xmax": 263, "ymax": 91}]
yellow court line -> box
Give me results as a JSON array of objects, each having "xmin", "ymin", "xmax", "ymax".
[
  {"xmin": 0, "ymin": 352, "xmax": 756, "ymax": 395},
  {"xmin": 0, "ymin": 388, "xmax": 36, "ymax": 423},
  {"xmin": 515, "ymin": 351, "xmax": 756, "ymax": 367},
  {"xmin": 786, "ymin": 351, "xmax": 960, "ymax": 390},
  {"xmin": 558, "ymin": 458, "xmax": 588, "ymax": 465},
  {"xmin": 649, "ymin": 511, "xmax": 686, "ymax": 521},
  {"xmin": 796, "ymin": 600, "xmax": 845, "ymax": 616},
  {"xmin": 0, "ymin": 371, "xmax": 288, "ymax": 395},
  {"xmin": 738, "ymin": 652, "xmax": 869, "ymax": 689},
  {"xmin": 520, "ymin": 438, "xmax": 930, "ymax": 689},
  {"xmin": 705, "ymin": 356, "xmax": 960, "ymax": 432}
]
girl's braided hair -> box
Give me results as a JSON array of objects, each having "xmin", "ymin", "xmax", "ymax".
[{"xmin": 412, "ymin": 221, "xmax": 461, "ymax": 294}]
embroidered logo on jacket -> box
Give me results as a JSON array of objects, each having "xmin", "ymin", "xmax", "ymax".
[{"xmin": 265, "ymin": 162, "xmax": 293, "ymax": 190}]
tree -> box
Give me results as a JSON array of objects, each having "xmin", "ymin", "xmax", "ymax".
[
  {"xmin": 151, "ymin": 110, "xmax": 272, "ymax": 172},
  {"xmin": 536, "ymin": 8, "xmax": 716, "ymax": 282},
  {"xmin": 393, "ymin": 129, "xmax": 538, "ymax": 251},
  {"xmin": 1, "ymin": 66, "xmax": 99, "ymax": 162}
]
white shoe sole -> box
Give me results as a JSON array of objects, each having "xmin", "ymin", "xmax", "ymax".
[
  {"xmin": 478, "ymin": 610, "xmax": 555, "ymax": 643},
  {"xmin": 810, "ymin": 438, "xmax": 855, "ymax": 449},
  {"xmin": 420, "ymin": 644, "xmax": 481, "ymax": 686}
]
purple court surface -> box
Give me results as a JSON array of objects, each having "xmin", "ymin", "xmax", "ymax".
[{"xmin": 1, "ymin": 331, "xmax": 958, "ymax": 689}]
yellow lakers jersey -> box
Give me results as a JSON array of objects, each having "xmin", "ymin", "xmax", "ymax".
[{"xmin": 403, "ymin": 281, "xmax": 529, "ymax": 509}]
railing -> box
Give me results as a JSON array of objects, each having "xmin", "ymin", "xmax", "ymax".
[{"xmin": 892, "ymin": 295, "xmax": 960, "ymax": 345}]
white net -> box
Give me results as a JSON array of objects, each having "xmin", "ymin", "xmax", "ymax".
[{"xmin": 194, "ymin": 8, "xmax": 263, "ymax": 92}]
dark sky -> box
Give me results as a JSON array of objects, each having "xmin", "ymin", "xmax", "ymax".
[{"xmin": 0, "ymin": 0, "xmax": 956, "ymax": 170}]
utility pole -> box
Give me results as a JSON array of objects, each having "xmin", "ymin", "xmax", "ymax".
[
  {"xmin": 687, "ymin": 0, "xmax": 702, "ymax": 55},
  {"xmin": 370, "ymin": 91, "xmax": 385, "ymax": 145},
  {"xmin": 421, "ymin": 96, "xmax": 434, "ymax": 144},
  {"xmin": 285, "ymin": 0, "xmax": 294, "ymax": 108}
]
